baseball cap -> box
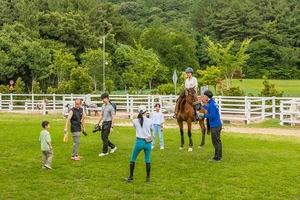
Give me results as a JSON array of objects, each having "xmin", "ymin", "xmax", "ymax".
[
  {"xmin": 138, "ymin": 105, "xmax": 147, "ymax": 113},
  {"xmin": 100, "ymin": 93, "xmax": 109, "ymax": 99}
]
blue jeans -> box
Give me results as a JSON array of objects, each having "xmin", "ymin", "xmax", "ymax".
[
  {"xmin": 152, "ymin": 124, "xmax": 164, "ymax": 147},
  {"xmin": 130, "ymin": 138, "xmax": 152, "ymax": 163}
]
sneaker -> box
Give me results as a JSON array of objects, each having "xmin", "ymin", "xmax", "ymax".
[
  {"xmin": 151, "ymin": 146, "xmax": 154, "ymax": 149},
  {"xmin": 146, "ymin": 177, "xmax": 150, "ymax": 182},
  {"xmin": 44, "ymin": 164, "xmax": 52, "ymax": 169},
  {"xmin": 77, "ymin": 156, "xmax": 83, "ymax": 159},
  {"xmin": 110, "ymin": 147, "xmax": 117, "ymax": 153},
  {"xmin": 42, "ymin": 166, "xmax": 46, "ymax": 169},
  {"xmin": 99, "ymin": 152, "xmax": 108, "ymax": 157},
  {"xmin": 160, "ymin": 146, "xmax": 164, "ymax": 150},
  {"xmin": 125, "ymin": 177, "xmax": 134, "ymax": 182},
  {"xmin": 71, "ymin": 156, "xmax": 80, "ymax": 161}
]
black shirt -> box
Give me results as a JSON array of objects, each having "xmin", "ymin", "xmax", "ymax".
[{"xmin": 70, "ymin": 107, "xmax": 83, "ymax": 132}]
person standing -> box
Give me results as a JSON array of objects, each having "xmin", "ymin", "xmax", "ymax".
[
  {"xmin": 96, "ymin": 93, "xmax": 117, "ymax": 156},
  {"xmin": 198, "ymin": 90, "xmax": 222, "ymax": 162},
  {"xmin": 39, "ymin": 121, "xmax": 53, "ymax": 169},
  {"xmin": 64, "ymin": 98, "xmax": 86, "ymax": 161},
  {"xmin": 151, "ymin": 103, "xmax": 165, "ymax": 150},
  {"xmin": 125, "ymin": 105, "xmax": 153, "ymax": 182},
  {"xmin": 173, "ymin": 67, "xmax": 198, "ymax": 118}
]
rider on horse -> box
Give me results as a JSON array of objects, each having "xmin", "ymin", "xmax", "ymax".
[{"xmin": 173, "ymin": 67, "xmax": 198, "ymax": 118}]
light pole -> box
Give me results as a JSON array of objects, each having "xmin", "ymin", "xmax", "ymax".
[{"xmin": 100, "ymin": 36, "xmax": 106, "ymax": 92}]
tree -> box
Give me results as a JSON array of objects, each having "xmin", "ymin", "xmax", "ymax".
[
  {"xmin": 204, "ymin": 36, "xmax": 251, "ymax": 89},
  {"xmin": 68, "ymin": 67, "xmax": 93, "ymax": 94},
  {"xmin": 49, "ymin": 49, "xmax": 77, "ymax": 86},
  {"xmin": 197, "ymin": 65, "xmax": 221, "ymax": 94},
  {"xmin": 122, "ymin": 43, "xmax": 168, "ymax": 93}
]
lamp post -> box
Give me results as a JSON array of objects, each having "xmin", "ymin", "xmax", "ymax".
[{"xmin": 100, "ymin": 36, "xmax": 106, "ymax": 92}]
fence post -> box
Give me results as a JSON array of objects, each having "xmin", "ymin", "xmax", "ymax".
[
  {"xmin": 272, "ymin": 96, "xmax": 276, "ymax": 118},
  {"xmin": 53, "ymin": 93, "xmax": 56, "ymax": 110},
  {"xmin": 126, "ymin": 94, "xmax": 129, "ymax": 112},
  {"xmin": 9, "ymin": 93, "xmax": 13, "ymax": 111},
  {"xmin": 0, "ymin": 93, "xmax": 2, "ymax": 110},
  {"xmin": 129, "ymin": 97, "xmax": 133, "ymax": 119},
  {"xmin": 31, "ymin": 93, "xmax": 34, "ymax": 110},
  {"xmin": 262, "ymin": 97, "xmax": 265, "ymax": 120},
  {"xmin": 246, "ymin": 99, "xmax": 251, "ymax": 124},
  {"xmin": 279, "ymin": 101, "xmax": 283, "ymax": 125},
  {"xmin": 25, "ymin": 100, "xmax": 28, "ymax": 114}
]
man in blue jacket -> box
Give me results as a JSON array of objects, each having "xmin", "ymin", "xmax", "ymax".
[{"xmin": 198, "ymin": 90, "xmax": 222, "ymax": 162}]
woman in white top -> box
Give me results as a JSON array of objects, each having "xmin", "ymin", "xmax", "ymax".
[
  {"xmin": 125, "ymin": 105, "xmax": 153, "ymax": 182},
  {"xmin": 173, "ymin": 67, "xmax": 198, "ymax": 118}
]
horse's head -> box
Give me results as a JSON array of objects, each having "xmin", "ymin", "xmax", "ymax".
[{"xmin": 184, "ymin": 88, "xmax": 198, "ymax": 105}]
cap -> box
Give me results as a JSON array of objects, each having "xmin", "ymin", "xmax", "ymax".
[
  {"xmin": 138, "ymin": 105, "xmax": 147, "ymax": 113},
  {"xmin": 204, "ymin": 90, "xmax": 213, "ymax": 98},
  {"xmin": 100, "ymin": 93, "xmax": 109, "ymax": 99}
]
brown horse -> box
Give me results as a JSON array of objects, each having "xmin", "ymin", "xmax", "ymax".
[{"xmin": 175, "ymin": 88, "xmax": 209, "ymax": 151}]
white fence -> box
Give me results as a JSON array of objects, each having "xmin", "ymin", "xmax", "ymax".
[{"xmin": 0, "ymin": 93, "xmax": 299, "ymax": 125}]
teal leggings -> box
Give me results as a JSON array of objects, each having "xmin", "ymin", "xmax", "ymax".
[{"xmin": 130, "ymin": 139, "xmax": 152, "ymax": 163}]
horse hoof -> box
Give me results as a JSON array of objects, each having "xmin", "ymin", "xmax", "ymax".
[
  {"xmin": 179, "ymin": 147, "xmax": 183, "ymax": 150},
  {"xmin": 198, "ymin": 146, "xmax": 202, "ymax": 148},
  {"xmin": 188, "ymin": 148, "xmax": 193, "ymax": 152}
]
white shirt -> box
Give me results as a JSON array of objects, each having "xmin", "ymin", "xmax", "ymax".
[
  {"xmin": 151, "ymin": 111, "xmax": 165, "ymax": 125},
  {"xmin": 185, "ymin": 77, "xmax": 198, "ymax": 89},
  {"xmin": 133, "ymin": 116, "xmax": 153, "ymax": 138}
]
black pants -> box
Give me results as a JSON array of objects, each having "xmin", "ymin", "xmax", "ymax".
[
  {"xmin": 101, "ymin": 121, "xmax": 115, "ymax": 153},
  {"xmin": 211, "ymin": 126, "xmax": 222, "ymax": 159}
]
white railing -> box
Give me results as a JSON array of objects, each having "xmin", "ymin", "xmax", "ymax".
[{"xmin": 0, "ymin": 93, "xmax": 299, "ymax": 125}]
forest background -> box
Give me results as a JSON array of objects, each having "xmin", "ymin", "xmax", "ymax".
[{"xmin": 0, "ymin": 0, "xmax": 300, "ymax": 96}]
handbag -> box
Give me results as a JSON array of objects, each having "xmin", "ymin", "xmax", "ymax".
[{"xmin": 145, "ymin": 137, "xmax": 153, "ymax": 143}]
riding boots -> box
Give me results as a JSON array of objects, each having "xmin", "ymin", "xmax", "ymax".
[
  {"xmin": 125, "ymin": 162, "xmax": 135, "ymax": 182},
  {"xmin": 146, "ymin": 163, "xmax": 151, "ymax": 182}
]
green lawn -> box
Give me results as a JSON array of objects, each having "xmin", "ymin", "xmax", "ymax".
[
  {"xmin": 0, "ymin": 113, "xmax": 299, "ymax": 200},
  {"xmin": 231, "ymin": 79, "xmax": 300, "ymax": 96}
]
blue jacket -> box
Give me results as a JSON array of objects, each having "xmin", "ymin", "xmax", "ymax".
[{"xmin": 203, "ymin": 98, "xmax": 222, "ymax": 128}]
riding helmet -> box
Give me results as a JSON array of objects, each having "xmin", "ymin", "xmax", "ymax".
[
  {"xmin": 185, "ymin": 67, "xmax": 194, "ymax": 73},
  {"xmin": 204, "ymin": 90, "xmax": 213, "ymax": 98}
]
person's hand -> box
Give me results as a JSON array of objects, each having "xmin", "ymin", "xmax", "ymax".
[
  {"xmin": 197, "ymin": 112, "xmax": 204, "ymax": 119},
  {"xmin": 64, "ymin": 128, "xmax": 67, "ymax": 133}
]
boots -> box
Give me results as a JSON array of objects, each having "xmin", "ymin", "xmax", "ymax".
[
  {"xmin": 125, "ymin": 162, "xmax": 135, "ymax": 182},
  {"xmin": 146, "ymin": 163, "xmax": 151, "ymax": 182}
]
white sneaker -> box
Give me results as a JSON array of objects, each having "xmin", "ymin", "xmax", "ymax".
[
  {"xmin": 110, "ymin": 147, "xmax": 117, "ymax": 153},
  {"xmin": 99, "ymin": 152, "xmax": 108, "ymax": 157},
  {"xmin": 151, "ymin": 146, "xmax": 154, "ymax": 149},
  {"xmin": 44, "ymin": 164, "xmax": 52, "ymax": 170},
  {"xmin": 160, "ymin": 146, "xmax": 164, "ymax": 150}
]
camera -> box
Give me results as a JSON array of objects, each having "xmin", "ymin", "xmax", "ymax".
[
  {"xmin": 92, "ymin": 124, "xmax": 102, "ymax": 133},
  {"xmin": 82, "ymin": 131, "xmax": 88, "ymax": 136}
]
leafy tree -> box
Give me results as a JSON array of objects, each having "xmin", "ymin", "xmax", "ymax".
[
  {"xmin": 258, "ymin": 76, "xmax": 283, "ymax": 97},
  {"xmin": 49, "ymin": 49, "xmax": 77, "ymax": 86},
  {"xmin": 204, "ymin": 36, "xmax": 251, "ymax": 89},
  {"xmin": 197, "ymin": 65, "xmax": 221, "ymax": 94},
  {"xmin": 68, "ymin": 67, "xmax": 93, "ymax": 94},
  {"xmin": 122, "ymin": 43, "xmax": 168, "ymax": 93}
]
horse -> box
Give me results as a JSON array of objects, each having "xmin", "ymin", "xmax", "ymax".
[{"xmin": 175, "ymin": 88, "xmax": 209, "ymax": 151}]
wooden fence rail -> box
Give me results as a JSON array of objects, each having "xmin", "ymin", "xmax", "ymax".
[{"xmin": 0, "ymin": 93, "xmax": 299, "ymax": 125}]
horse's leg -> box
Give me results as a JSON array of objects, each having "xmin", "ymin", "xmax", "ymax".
[
  {"xmin": 178, "ymin": 121, "xmax": 184, "ymax": 150},
  {"xmin": 187, "ymin": 120, "xmax": 193, "ymax": 151},
  {"xmin": 198, "ymin": 119, "xmax": 206, "ymax": 148}
]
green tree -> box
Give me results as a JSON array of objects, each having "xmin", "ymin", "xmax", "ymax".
[
  {"xmin": 204, "ymin": 36, "xmax": 251, "ymax": 89},
  {"xmin": 68, "ymin": 67, "xmax": 93, "ymax": 94},
  {"xmin": 49, "ymin": 49, "xmax": 77, "ymax": 86},
  {"xmin": 122, "ymin": 43, "xmax": 168, "ymax": 93},
  {"xmin": 197, "ymin": 65, "xmax": 221, "ymax": 94}
]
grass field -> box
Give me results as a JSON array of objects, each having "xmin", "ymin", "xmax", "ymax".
[
  {"xmin": 1, "ymin": 113, "xmax": 300, "ymax": 200},
  {"xmin": 231, "ymin": 79, "xmax": 300, "ymax": 96}
]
